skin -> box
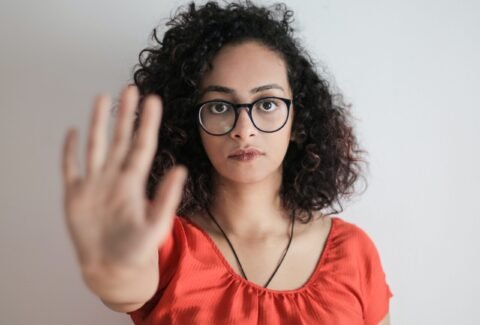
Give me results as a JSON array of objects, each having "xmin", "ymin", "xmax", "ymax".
[
  {"xmin": 197, "ymin": 40, "xmax": 296, "ymax": 239},
  {"xmin": 62, "ymin": 39, "xmax": 391, "ymax": 322},
  {"xmin": 379, "ymin": 313, "xmax": 391, "ymax": 325},
  {"xmin": 195, "ymin": 40, "xmax": 391, "ymax": 325},
  {"xmin": 62, "ymin": 86, "xmax": 188, "ymax": 312}
]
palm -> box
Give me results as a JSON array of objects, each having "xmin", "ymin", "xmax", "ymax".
[{"xmin": 61, "ymin": 86, "xmax": 187, "ymax": 273}]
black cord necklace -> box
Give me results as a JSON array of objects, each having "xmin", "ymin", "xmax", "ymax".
[{"xmin": 205, "ymin": 206, "xmax": 295, "ymax": 288}]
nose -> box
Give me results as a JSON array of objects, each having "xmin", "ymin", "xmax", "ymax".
[{"xmin": 229, "ymin": 106, "xmax": 258, "ymax": 140}]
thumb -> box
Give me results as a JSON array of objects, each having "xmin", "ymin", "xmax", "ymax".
[{"xmin": 145, "ymin": 165, "xmax": 188, "ymax": 248}]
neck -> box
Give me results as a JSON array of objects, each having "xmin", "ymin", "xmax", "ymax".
[{"xmin": 208, "ymin": 169, "xmax": 292, "ymax": 240}]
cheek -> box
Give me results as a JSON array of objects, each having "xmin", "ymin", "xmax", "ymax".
[
  {"xmin": 272, "ymin": 134, "xmax": 292, "ymax": 162},
  {"xmin": 272, "ymin": 120, "xmax": 294, "ymax": 159}
]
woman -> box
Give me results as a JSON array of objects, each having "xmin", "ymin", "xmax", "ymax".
[{"xmin": 61, "ymin": 1, "xmax": 393, "ymax": 324}]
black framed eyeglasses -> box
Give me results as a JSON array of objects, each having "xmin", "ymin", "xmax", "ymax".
[{"xmin": 195, "ymin": 96, "xmax": 292, "ymax": 136}]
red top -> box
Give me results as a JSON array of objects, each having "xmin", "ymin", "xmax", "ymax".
[{"xmin": 127, "ymin": 215, "xmax": 393, "ymax": 325}]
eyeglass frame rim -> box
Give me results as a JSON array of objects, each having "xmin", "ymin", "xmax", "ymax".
[{"xmin": 194, "ymin": 96, "xmax": 293, "ymax": 136}]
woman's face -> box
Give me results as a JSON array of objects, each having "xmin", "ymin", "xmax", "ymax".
[{"xmin": 198, "ymin": 40, "xmax": 294, "ymax": 184}]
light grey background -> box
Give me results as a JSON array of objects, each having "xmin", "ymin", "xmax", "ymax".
[{"xmin": 1, "ymin": 0, "xmax": 478, "ymax": 324}]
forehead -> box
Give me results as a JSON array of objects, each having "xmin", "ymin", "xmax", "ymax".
[{"xmin": 199, "ymin": 41, "xmax": 291, "ymax": 97}]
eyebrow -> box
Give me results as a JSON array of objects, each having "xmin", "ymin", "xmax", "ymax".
[{"xmin": 199, "ymin": 84, "xmax": 285, "ymax": 97}]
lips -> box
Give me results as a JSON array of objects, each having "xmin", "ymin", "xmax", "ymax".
[{"xmin": 228, "ymin": 148, "xmax": 264, "ymax": 158}]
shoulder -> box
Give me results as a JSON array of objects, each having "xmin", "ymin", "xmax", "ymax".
[
  {"xmin": 331, "ymin": 218, "xmax": 393, "ymax": 324},
  {"xmin": 331, "ymin": 217, "xmax": 379, "ymax": 254},
  {"xmin": 329, "ymin": 217, "xmax": 389, "ymax": 283},
  {"xmin": 165, "ymin": 215, "xmax": 215, "ymax": 251}
]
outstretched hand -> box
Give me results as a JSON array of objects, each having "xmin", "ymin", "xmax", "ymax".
[{"xmin": 61, "ymin": 85, "xmax": 187, "ymax": 276}]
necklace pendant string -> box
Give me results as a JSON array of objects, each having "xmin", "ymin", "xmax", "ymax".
[{"xmin": 205, "ymin": 207, "xmax": 295, "ymax": 288}]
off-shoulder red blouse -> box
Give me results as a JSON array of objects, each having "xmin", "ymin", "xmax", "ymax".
[{"xmin": 127, "ymin": 215, "xmax": 393, "ymax": 324}]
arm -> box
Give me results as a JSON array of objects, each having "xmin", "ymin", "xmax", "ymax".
[
  {"xmin": 377, "ymin": 312, "xmax": 390, "ymax": 325},
  {"xmin": 62, "ymin": 88, "xmax": 186, "ymax": 314}
]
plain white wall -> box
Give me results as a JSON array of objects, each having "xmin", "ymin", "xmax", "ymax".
[{"xmin": 1, "ymin": 0, "xmax": 478, "ymax": 324}]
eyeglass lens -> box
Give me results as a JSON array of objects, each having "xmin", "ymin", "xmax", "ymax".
[{"xmin": 199, "ymin": 98, "xmax": 288, "ymax": 134}]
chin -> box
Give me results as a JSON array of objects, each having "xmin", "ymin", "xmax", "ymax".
[
  {"xmin": 215, "ymin": 165, "xmax": 281, "ymax": 185},
  {"xmin": 225, "ymin": 175, "xmax": 266, "ymax": 184}
]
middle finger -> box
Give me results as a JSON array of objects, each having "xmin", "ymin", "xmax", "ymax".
[{"xmin": 104, "ymin": 85, "xmax": 139, "ymax": 172}]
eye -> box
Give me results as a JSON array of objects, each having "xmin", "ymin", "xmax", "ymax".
[
  {"xmin": 256, "ymin": 99, "xmax": 278, "ymax": 112},
  {"xmin": 206, "ymin": 102, "xmax": 230, "ymax": 114}
]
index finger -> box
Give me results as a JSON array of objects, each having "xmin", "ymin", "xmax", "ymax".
[{"xmin": 125, "ymin": 94, "xmax": 163, "ymax": 177}]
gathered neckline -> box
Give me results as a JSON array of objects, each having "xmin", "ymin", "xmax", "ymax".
[{"xmin": 181, "ymin": 215, "xmax": 337, "ymax": 295}]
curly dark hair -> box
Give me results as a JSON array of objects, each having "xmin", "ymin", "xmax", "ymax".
[{"xmin": 126, "ymin": 0, "xmax": 368, "ymax": 224}]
